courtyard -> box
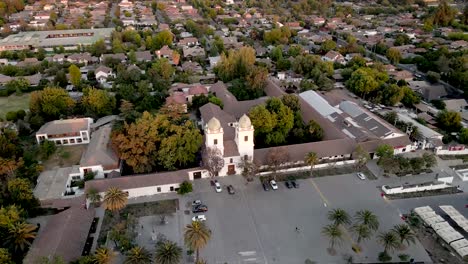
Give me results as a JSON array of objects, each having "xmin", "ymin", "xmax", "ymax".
[{"xmin": 179, "ymin": 174, "xmax": 432, "ymax": 264}]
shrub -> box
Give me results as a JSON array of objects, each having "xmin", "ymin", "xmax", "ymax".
[
  {"xmin": 398, "ymin": 254, "xmax": 410, "ymax": 261},
  {"xmin": 84, "ymin": 172, "xmax": 96, "ymax": 181},
  {"xmin": 16, "ymin": 110, "xmax": 26, "ymax": 120},
  {"xmin": 5, "ymin": 111, "xmax": 17, "ymax": 121},
  {"xmin": 177, "ymin": 181, "xmax": 193, "ymax": 195},
  {"xmin": 40, "ymin": 140, "xmax": 57, "ymax": 159},
  {"xmin": 378, "ymin": 251, "xmax": 392, "ymax": 262}
]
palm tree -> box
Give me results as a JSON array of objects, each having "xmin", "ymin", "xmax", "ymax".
[
  {"xmin": 392, "ymin": 224, "xmax": 416, "ymax": 247},
  {"xmin": 351, "ymin": 224, "xmax": 371, "ymax": 244},
  {"xmin": 93, "ymin": 247, "xmax": 116, "ymax": 264},
  {"xmin": 103, "ymin": 187, "xmax": 128, "ymax": 214},
  {"xmin": 154, "ymin": 240, "xmax": 182, "ymax": 264},
  {"xmin": 125, "ymin": 246, "xmax": 152, "ymax": 264},
  {"xmin": 305, "ymin": 152, "xmax": 319, "ymax": 175},
  {"xmin": 322, "ymin": 224, "xmax": 343, "ymax": 255},
  {"xmin": 7, "ymin": 221, "xmax": 36, "ymax": 252},
  {"xmin": 184, "ymin": 221, "xmax": 211, "ymax": 262},
  {"xmin": 378, "ymin": 231, "xmax": 400, "ymax": 254},
  {"xmin": 86, "ymin": 187, "xmax": 101, "ymax": 205},
  {"xmin": 354, "ymin": 210, "xmax": 379, "ymax": 231},
  {"xmin": 327, "ymin": 208, "xmax": 351, "ymax": 227}
]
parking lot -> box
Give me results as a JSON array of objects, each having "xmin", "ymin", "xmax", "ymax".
[{"xmin": 181, "ymin": 174, "xmax": 432, "ymax": 264}]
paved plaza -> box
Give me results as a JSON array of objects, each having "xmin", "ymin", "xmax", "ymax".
[{"xmin": 178, "ymin": 174, "xmax": 433, "ymax": 264}]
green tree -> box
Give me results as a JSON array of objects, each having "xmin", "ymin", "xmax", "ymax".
[
  {"xmin": 281, "ymin": 94, "xmax": 300, "ymax": 112},
  {"xmin": 263, "ymin": 27, "xmax": 291, "ymax": 45},
  {"xmin": 7, "ymin": 221, "xmax": 36, "ymax": 253},
  {"xmin": 91, "ymin": 39, "xmax": 107, "ymax": 56},
  {"xmin": 86, "ymin": 188, "xmax": 101, "ymax": 205},
  {"xmin": 93, "ymin": 248, "xmax": 116, "ymax": 264},
  {"xmin": 151, "ymin": 59, "xmax": 175, "ymax": 80},
  {"xmin": 81, "ymin": 88, "xmax": 116, "ymax": 117},
  {"xmin": 346, "ymin": 68, "xmax": 387, "ymax": 99},
  {"xmin": 125, "ymin": 246, "xmax": 152, "ymax": 264},
  {"xmin": 459, "ymin": 128, "xmax": 468, "ymax": 144},
  {"xmin": 354, "ymin": 210, "xmax": 379, "ymax": 231},
  {"xmin": 68, "ymin": 64, "xmax": 81, "ymax": 87},
  {"xmin": 112, "ymin": 112, "xmax": 202, "ymax": 172},
  {"xmin": 433, "ymin": 0, "xmax": 456, "ymax": 26},
  {"xmin": 6, "ymin": 78, "xmax": 29, "ymax": 94},
  {"xmin": 386, "ymin": 48, "xmax": 401, "ymax": 64},
  {"xmin": 381, "ymin": 84, "xmax": 404, "ymax": 106},
  {"xmin": 328, "ymin": 209, "xmax": 351, "ymax": 227},
  {"xmin": 34, "ymin": 255, "xmax": 66, "ymax": 264},
  {"xmin": 427, "ymin": 71, "xmax": 441, "ymax": 83},
  {"xmin": 305, "ymin": 152, "xmax": 319, "ymax": 174},
  {"xmin": 177, "ymin": 181, "xmax": 193, "ymax": 195},
  {"xmin": 270, "ymin": 46, "xmax": 283, "ymax": 62},
  {"xmin": 401, "ymin": 86, "xmax": 420, "ymax": 107},
  {"xmin": 322, "ymin": 224, "xmax": 343, "ymax": 255},
  {"xmin": 376, "ymin": 144, "xmax": 394, "ymax": 159},
  {"xmin": 7, "ymin": 178, "xmax": 39, "ymax": 212},
  {"xmin": 248, "ymin": 98, "xmax": 294, "ymax": 147},
  {"xmin": 437, "ymin": 110, "xmax": 462, "ymax": 132},
  {"xmin": 0, "ymin": 248, "xmax": 13, "ymax": 264},
  {"xmin": 352, "ymin": 224, "xmax": 371, "ymax": 244},
  {"xmin": 321, "ymin": 40, "xmax": 337, "ymax": 53},
  {"xmin": 392, "ymin": 224, "xmax": 416, "ymax": 247},
  {"xmin": 184, "ymin": 221, "xmax": 211, "ymax": 262},
  {"xmin": 154, "ymin": 30, "xmax": 173, "ymax": 49},
  {"xmin": 40, "ymin": 140, "xmax": 56, "ymax": 159},
  {"xmin": 29, "ymin": 87, "xmax": 75, "ymax": 119},
  {"xmin": 394, "ymin": 34, "xmax": 410, "ymax": 46},
  {"xmin": 154, "ymin": 240, "xmax": 182, "ymax": 264},
  {"xmin": 378, "ymin": 231, "xmax": 400, "ymax": 254},
  {"xmin": 103, "ymin": 187, "xmax": 128, "ymax": 214}
]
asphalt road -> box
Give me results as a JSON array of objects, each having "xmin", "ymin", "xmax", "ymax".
[{"xmin": 180, "ymin": 174, "xmax": 432, "ymax": 264}]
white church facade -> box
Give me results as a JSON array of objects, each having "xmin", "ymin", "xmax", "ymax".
[{"xmin": 204, "ymin": 114, "xmax": 254, "ymax": 176}]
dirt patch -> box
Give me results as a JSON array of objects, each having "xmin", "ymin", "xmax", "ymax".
[
  {"xmin": 42, "ymin": 145, "xmax": 86, "ymax": 170},
  {"xmin": 413, "ymin": 225, "xmax": 464, "ymax": 264}
]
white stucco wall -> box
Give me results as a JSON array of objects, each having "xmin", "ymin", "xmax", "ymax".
[{"xmin": 382, "ymin": 182, "xmax": 451, "ymax": 194}]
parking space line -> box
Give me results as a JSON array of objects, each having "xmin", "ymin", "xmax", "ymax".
[
  {"xmin": 308, "ymin": 178, "xmax": 355, "ymax": 244},
  {"xmin": 239, "ymin": 188, "xmax": 269, "ymax": 264}
]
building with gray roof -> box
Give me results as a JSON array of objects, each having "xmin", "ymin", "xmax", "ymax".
[{"xmin": 0, "ymin": 28, "xmax": 113, "ymax": 52}]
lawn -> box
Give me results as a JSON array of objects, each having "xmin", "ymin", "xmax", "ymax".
[{"xmin": 0, "ymin": 93, "xmax": 31, "ymax": 120}]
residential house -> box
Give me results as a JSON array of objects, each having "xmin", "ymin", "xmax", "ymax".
[
  {"xmin": 95, "ymin": 66, "xmax": 115, "ymax": 84},
  {"xmin": 100, "ymin": 53, "xmax": 127, "ymax": 64},
  {"xmin": 322, "ymin": 51, "xmax": 345, "ymax": 64},
  {"xmin": 166, "ymin": 92, "xmax": 188, "ymax": 112},
  {"xmin": 35, "ymin": 118, "xmax": 93, "ymax": 145},
  {"xmin": 183, "ymin": 46, "xmax": 206, "ymax": 59},
  {"xmin": 155, "ymin": 45, "xmax": 180, "ymax": 65},
  {"xmin": 408, "ymin": 80, "xmax": 448, "ymax": 102},
  {"xmin": 134, "ymin": 51, "xmax": 152, "ymax": 62},
  {"xmin": 181, "ymin": 61, "xmax": 203, "ymax": 74},
  {"xmin": 178, "ymin": 37, "xmax": 199, "ymax": 47},
  {"xmin": 389, "ymin": 70, "xmax": 414, "ymax": 81},
  {"xmin": 67, "ymin": 53, "xmax": 95, "ymax": 65},
  {"xmin": 52, "ymin": 54, "xmax": 65, "ymax": 63}
]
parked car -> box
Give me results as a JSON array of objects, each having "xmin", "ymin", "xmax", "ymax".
[
  {"xmin": 262, "ymin": 182, "xmax": 270, "ymax": 191},
  {"xmin": 227, "ymin": 185, "xmax": 235, "ymax": 194},
  {"xmin": 291, "ymin": 179, "xmax": 299, "ymax": 188},
  {"xmin": 192, "ymin": 205, "xmax": 208, "ymax": 213},
  {"xmin": 357, "ymin": 172, "xmax": 366, "ymax": 180},
  {"xmin": 214, "ymin": 181, "xmax": 222, "ymax": 193},
  {"xmin": 192, "ymin": 200, "xmax": 202, "ymax": 206},
  {"xmin": 192, "ymin": 215, "xmax": 206, "ymax": 222},
  {"xmin": 285, "ymin": 181, "xmax": 292, "ymax": 189},
  {"xmin": 270, "ymin": 180, "xmax": 278, "ymax": 190}
]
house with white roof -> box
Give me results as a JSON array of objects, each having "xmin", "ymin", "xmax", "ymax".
[{"xmin": 35, "ymin": 118, "xmax": 93, "ymax": 145}]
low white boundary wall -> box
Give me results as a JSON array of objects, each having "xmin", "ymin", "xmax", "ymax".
[{"xmin": 257, "ymin": 160, "xmax": 357, "ymax": 176}]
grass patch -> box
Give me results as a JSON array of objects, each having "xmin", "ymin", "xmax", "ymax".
[
  {"xmin": 97, "ymin": 199, "xmax": 178, "ymax": 247},
  {"xmin": 0, "ymin": 93, "xmax": 30, "ymax": 119}
]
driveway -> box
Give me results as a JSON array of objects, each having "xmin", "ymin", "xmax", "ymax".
[{"xmin": 180, "ymin": 174, "xmax": 432, "ymax": 264}]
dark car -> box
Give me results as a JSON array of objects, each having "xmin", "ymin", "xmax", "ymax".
[
  {"xmin": 192, "ymin": 205, "xmax": 208, "ymax": 213},
  {"xmin": 262, "ymin": 182, "xmax": 270, "ymax": 191},
  {"xmin": 291, "ymin": 179, "xmax": 299, "ymax": 188},
  {"xmin": 227, "ymin": 185, "xmax": 235, "ymax": 194},
  {"xmin": 285, "ymin": 181, "xmax": 292, "ymax": 189}
]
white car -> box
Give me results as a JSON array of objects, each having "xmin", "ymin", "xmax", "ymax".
[
  {"xmin": 192, "ymin": 215, "xmax": 206, "ymax": 222},
  {"xmin": 215, "ymin": 181, "xmax": 222, "ymax": 193},
  {"xmin": 270, "ymin": 180, "xmax": 278, "ymax": 190},
  {"xmin": 356, "ymin": 172, "xmax": 366, "ymax": 180}
]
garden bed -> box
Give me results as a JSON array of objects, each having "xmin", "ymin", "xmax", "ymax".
[
  {"xmin": 259, "ymin": 165, "xmax": 377, "ymax": 182},
  {"xmin": 97, "ymin": 199, "xmax": 178, "ymax": 246},
  {"xmin": 384, "ymin": 186, "xmax": 462, "ymax": 200}
]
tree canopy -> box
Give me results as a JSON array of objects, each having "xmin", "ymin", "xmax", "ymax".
[
  {"xmin": 112, "ymin": 112, "xmax": 202, "ymax": 173},
  {"xmin": 81, "ymin": 88, "xmax": 116, "ymax": 118},
  {"xmin": 29, "ymin": 87, "xmax": 75, "ymax": 120}
]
